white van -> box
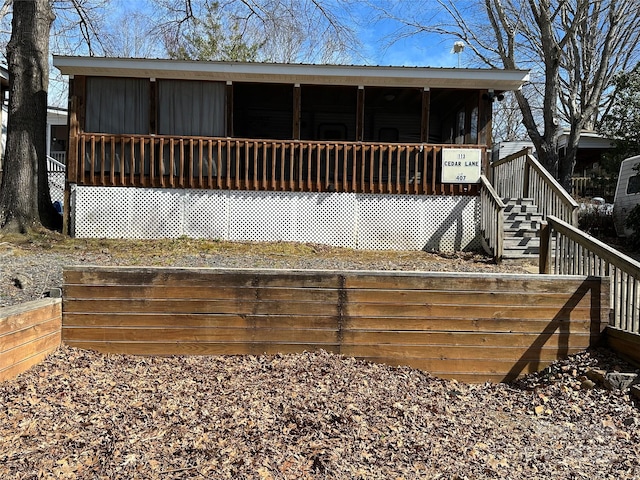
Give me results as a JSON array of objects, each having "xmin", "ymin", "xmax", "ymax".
[{"xmin": 613, "ymin": 155, "xmax": 640, "ymax": 237}]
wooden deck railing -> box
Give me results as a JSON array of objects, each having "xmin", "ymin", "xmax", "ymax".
[
  {"xmin": 540, "ymin": 215, "xmax": 640, "ymax": 337},
  {"xmin": 492, "ymin": 149, "xmax": 579, "ymax": 225},
  {"xmin": 69, "ymin": 133, "xmax": 483, "ymax": 195},
  {"xmin": 479, "ymin": 174, "xmax": 505, "ymax": 261}
]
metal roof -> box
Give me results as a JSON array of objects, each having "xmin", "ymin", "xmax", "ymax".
[{"xmin": 53, "ymin": 56, "xmax": 530, "ymax": 91}]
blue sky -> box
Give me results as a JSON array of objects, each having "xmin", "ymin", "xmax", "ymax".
[{"xmin": 98, "ymin": 0, "xmax": 463, "ymax": 68}]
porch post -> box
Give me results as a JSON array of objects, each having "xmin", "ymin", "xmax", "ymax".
[
  {"xmin": 225, "ymin": 81, "xmax": 233, "ymax": 137},
  {"xmin": 149, "ymin": 78, "xmax": 157, "ymax": 134},
  {"xmin": 421, "ymin": 87, "xmax": 430, "ymax": 143},
  {"xmin": 293, "ymin": 84, "xmax": 301, "ymax": 140},
  {"xmin": 356, "ymin": 86, "xmax": 364, "ymax": 141},
  {"xmin": 478, "ymin": 89, "xmax": 492, "ymax": 174},
  {"xmin": 64, "ymin": 75, "xmax": 82, "ymax": 236}
]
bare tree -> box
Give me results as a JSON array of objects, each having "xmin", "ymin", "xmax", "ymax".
[
  {"xmin": 0, "ymin": 0, "xmax": 60, "ymax": 232},
  {"xmin": 0, "ymin": 0, "xmax": 110, "ymax": 233},
  {"xmin": 368, "ymin": 0, "xmax": 640, "ymax": 189},
  {"xmin": 150, "ymin": 0, "xmax": 359, "ymax": 63},
  {"xmin": 493, "ymin": 91, "xmax": 530, "ymax": 143}
]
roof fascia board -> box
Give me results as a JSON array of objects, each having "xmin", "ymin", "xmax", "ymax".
[{"xmin": 53, "ymin": 55, "xmax": 530, "ymax": 91}]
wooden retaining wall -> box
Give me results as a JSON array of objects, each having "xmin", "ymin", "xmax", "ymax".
[
  {"xmin": 63, "ymin": 267, "xmax": 609, "ymax": 383},
  {"xmin": 606, "ymin": 328, "xmax": 640, "ymax": 366},
  {"xmin": 0, "ymin": 299, "xmax": 62, "ymax": 382}
]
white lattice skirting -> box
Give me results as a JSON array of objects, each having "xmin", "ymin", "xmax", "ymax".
[{"xmin": 71, "ymin": 186, "xmax": 481, "ymax": 251}]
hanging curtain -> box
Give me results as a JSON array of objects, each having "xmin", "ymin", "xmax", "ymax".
[
  {"xmin": 86, "ymin": 77, "xmax": 150, "ymax": 134},
  {"xmin": 85, "ymin": 77, "xmax": 150, "ymax": 174},
  {"xmin": 157, "ymin": 80, "xmax": 226, "ymax": 177}
]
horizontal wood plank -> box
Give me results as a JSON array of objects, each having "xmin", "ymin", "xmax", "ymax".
[
  {"xmin": 341, "ymin": 343, "xmax": 590, "ymax": 362},
  {"xmin": 0, "ymin": 300, "xmax": 62, "ymax": 336},
  {"xmin": 344, "ymin": 303, "xmax": 599, "ymax": 320},
  {"xmin": 0, "ymin": 348, "xmax": 58, "ymax": 382},
  {"xmin": 342, "ymin": 316, "xmax": 593, "ymax": 333},
  {"xmin": 1, "ymin": 318, "xmax": 62, "ymax": 353},
  {"xmin": 63, "ymin": 326, "xmax": 339, "ymax": 344},
  {"xmin": 63, "ymin": 285, "xmax": 340, "ymax": 302},
  {"xmin": 64, "ymin": 268, "xmax": 344, "ymax": 288},
  {"xmin": 63, "ymin": 341, "xmax": 341, "ymax": 356},
  {"xmin": 606, "ymin": 328, "xmax": 640, "ymax": 366},
  {"xmin": 0, "ymin": 333, "xmax": 61, "ymax": 372},
  {"xmin": 62, "ymin": 313, "xmax": 339, "ymax": 329},
  {"xmin": 340, "ymin": 331, "xmax": 593, "ymax": 348}
]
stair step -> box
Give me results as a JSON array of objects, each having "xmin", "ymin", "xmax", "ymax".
[
  {"xmin": 503, "ymin": 198, "xmax": 535, "ymax": 206},
  {"xmin": 504, "ymin": 228, "xmax": 540, "ymax": 238},
  {"xmin": 504, "ymin": 204, "xmax": 540, "ymax": 214},
  {"xmin": 504, "ymin": 213, "xmax": 543, "ymax": 222},
  {"xmin": 503, "ymin": 236, "xmax": 540, "ymax": 247}
]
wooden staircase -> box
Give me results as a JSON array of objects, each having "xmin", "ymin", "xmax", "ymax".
[{"xmin": 502, "ymin": 198, "xmax": 544, "ymax": 260}]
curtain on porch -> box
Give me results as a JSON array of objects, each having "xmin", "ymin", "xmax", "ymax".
[
  {"xmin": 86, "ymin": 78, "xmax": 150, "ymax": 134},
  {"xmin": 85, "ymin": 78, "xmax": 150, "ymax": 174},
  {"xmin": 158, "ymin": 80, "xmax": 225, "ymax": 177}
]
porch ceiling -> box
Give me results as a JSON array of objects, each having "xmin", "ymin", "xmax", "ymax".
[{"xmin": 53, "ymin": 56, "xmax": 530, "ymax": 91}]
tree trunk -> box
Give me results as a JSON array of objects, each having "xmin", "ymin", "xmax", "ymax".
[{"xmin": 0, "ymin": 0, "xmax": 59, "ymax": 233}]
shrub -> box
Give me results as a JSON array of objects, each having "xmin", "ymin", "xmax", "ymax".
[{"xmin": 624, "ymin": 204, "xmax": 640, "ymax": 250}]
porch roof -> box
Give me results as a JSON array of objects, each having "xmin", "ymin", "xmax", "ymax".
[{"xmin": 53, "ymin": 55, "xmax": 529, "ymax": 91}]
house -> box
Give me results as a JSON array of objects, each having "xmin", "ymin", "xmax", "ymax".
[
  {"xmin": 493, "ymin": 130, "xmax": 615, "ymax": 199},
  {"xmin": 53, "ymin": 56, "xmax": 529, "ymax": 250},
  {"xmin": 0, "ymin": 62, "xmax": 68, "ymax": 172},
  {"xmin": 46, "ymin": 106, "xmax": 68, "ymax": 163}
]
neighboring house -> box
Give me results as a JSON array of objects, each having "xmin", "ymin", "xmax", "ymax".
[
  {"xmin": 46, "ymin": 107, "xmax": 68, "ymax": 164},
  {"xmin": 0, "ymin": 62, "xmax": 69, "ymax": 171},
  {"xmin": 493, "ymin": 130, "xmax": 615, "ymax": 199},
  {"xmin": 53, "ymin": 56, "xmax": 529, "ymax": 250}
]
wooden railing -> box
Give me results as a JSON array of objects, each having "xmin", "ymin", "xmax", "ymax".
[
  {"xmin": 540, "ymin": 215, "xmax": 640, "ymax": 336},
  {"xmin": 69, "ymin": 133, "xmax": 483, "ymax": 195},
  {"xmin": 49, "ymin": 151, "xmax": 67, "ymax": 164},
  {"xmin": 492, "ymin": 149, "xmax": 579, "ymax": 225},
  {"xmin": 479, "ymin": 174, "xmax": 505, "ymax": 261}
]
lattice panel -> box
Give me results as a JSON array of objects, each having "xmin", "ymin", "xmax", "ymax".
[
  {"xmin": 357, "ymin": 194, "xmax": 426, "ymax": 250},
  {"xmin": 421, "ymin": 196, "xmax": 480, "ymax": 252},
  {"xmin": 293, "ymin": 193, "xmax": 357, "ymax": 248},
  {"xmin": 72, "ymin": 186, "xmax": 481, "ymax": 251},
  {"xmin": 74, "ymin": 187, "xmax": 183, "ymax": 239},
  {"xmin": 228, "ymin": 191, "xmax": 299, "ymax": 242},
  {"xmin": 48, "ymin": 172, "xmax": 65, "ymax": 205},
  {"xmin": 129, "ymin": 189, "xmax": 183, "ymax": 239},
  {"xmin": 184, "ymin": 190, "xmax": 228, "ymax": 239},
  {"xmin": 74, "ymin": 187, "xmax": 132, "ymax": 238}
]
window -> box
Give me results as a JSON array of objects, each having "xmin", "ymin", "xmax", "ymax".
[
  {"xmin": 469, "ymin": 107, "xmax": 478, "ymax": 144},
  {"xmin": 455, "ymin": 110, "xmax": 465, "ymax": 144},
  {"xmin": 628, "ymin": 174, "xmax": 640, "ymax": 194}
]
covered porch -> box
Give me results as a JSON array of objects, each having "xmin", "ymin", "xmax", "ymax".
[{"xmin": 55, "ymin": 57, "xmax": 528, "ymax": 196}]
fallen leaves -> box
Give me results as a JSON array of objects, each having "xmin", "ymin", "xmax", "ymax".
[{"xmin": 0, "ymin": 346, "xmax": 638, "ymax": 479}]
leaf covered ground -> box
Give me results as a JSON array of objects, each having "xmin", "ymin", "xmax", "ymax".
[{"xmin": 1, "ymin": 345, "xmax": 638, "ymax": 479}]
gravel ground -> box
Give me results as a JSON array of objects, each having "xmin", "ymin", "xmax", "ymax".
[
  {"xmin": 1, "ymin": 238, "xmax": 639, "ymax": 479},
  {"xmin": 0, "ymin": 239, "xmax": 535, "ymax": 308}
]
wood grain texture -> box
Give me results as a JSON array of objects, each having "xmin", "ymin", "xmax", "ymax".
[
  {"xmin": 0, "ymin": 299, "xmax": 62, "ymax": 381},
  {"xmin": 606, "ymin": 328, "xmax": 640, "ymax": 366},
  {"xmin": 62, "ymin": 267, "xmax": 608, "ymax": 382}
]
